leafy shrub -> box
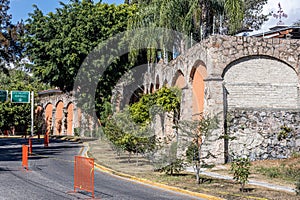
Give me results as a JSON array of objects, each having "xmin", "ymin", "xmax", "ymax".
[
  {"xmin": 231, "ymin": 157, "xmax": 251, "ymax": 192},
  {"xmin": 277, "ymin": 125, "xmax": 292, "ymax": 141},
  {"xmin": 157, "ymin": 158, "xmax": 185, "ymax": 175}
]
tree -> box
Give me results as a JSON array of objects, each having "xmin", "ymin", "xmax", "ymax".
[
  {"xmin": 243, "ymin": 0, "xmax": 269, "ymax": 31},
  {"xmin": 231, "ymin": 156, "xmax": 251, "ymax": 192},
  {"xmin": 293, "ymin": 19, "xmax": 300, "ymax": 26},
  {"xmin": 0, "ymin": 0, "xmax": 25, "ymax": 73},
  {"xmin": 181, "ymin": 116, "xmax": 219, "ymax": 184},
  {"xmin": 0, "ymin": 69, "xmax": 48, "ymax": 135},
  {"xmin": 126, "ymin": 0, "xmax": 268, "ymax": 64},
  {"xmin": 24, "ymin": 1, "xmax": 136, "ymax": 91}
]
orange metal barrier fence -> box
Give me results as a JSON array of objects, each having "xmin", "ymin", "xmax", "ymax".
[
  {"xmin": 74, "ymin": 156, "xmax": 95, "ymax": 198},
  {"xmin": 22, "ymin": 145, "xmax": 28, "ymax": 170}
]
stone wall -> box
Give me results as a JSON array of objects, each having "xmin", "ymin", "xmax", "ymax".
[
  {"xmin": 227, "ymin": 109, "xmax": 300, "ymax": 161},
  {"xmin": 113, "ymin": 34, "xmax": 300, "ymax": 164},
  {"xmin": 223, "ymin": 57, "xmax": 299, "ymax": 109}
]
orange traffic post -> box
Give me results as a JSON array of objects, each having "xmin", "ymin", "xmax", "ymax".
[
  {"xmin": 74, "ymin": 156, "xmax": 95, "ymax": 198},
  {"xmin": 28, "ymin": 138, "xmax": 32, "ymax": 155},
  {"xmin": 22, "ymin": 145, "xmax": 28, "ymax": 170},
  {"xmin": 44, "ymin": 134, "xmax": 49, "ymax": 147}
]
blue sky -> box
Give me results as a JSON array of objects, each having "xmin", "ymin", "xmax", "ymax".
[
  {"xmin": 10, "ymin": 0, "xmax": 124, "ymax": 23},
  {"xmin": 9, "ymin": 0, "xmax": 300, "ymax": 29}
]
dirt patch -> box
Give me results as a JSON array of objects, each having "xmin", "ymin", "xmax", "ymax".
[{"xmin": 88, "ymin": 139, "xmax": 299, "ymax": 200}]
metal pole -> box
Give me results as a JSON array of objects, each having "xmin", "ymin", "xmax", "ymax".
[{"xmin": 31, "ymin": 91, "xmax": 34, "ymax": 137}]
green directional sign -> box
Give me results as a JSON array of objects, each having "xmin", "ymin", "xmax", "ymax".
[
  {"xmin": 11, "ymin": 91, "xmax": 30, "ymax": 103},
  {"xmin": 0, "ymin": 90, "xmax": 8, "ymax": 102}
]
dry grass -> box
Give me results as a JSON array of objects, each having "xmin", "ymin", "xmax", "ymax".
[{"xmin": 88, "ymin": 139, "xmax": 299, "ymax": 200}]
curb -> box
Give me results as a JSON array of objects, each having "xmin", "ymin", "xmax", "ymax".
[{"xmin": 83, "ymin": 143, "xmax": 224, "ymax": 200}]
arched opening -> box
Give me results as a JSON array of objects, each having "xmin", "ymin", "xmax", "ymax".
[
  {"xmin": 67, "ymin": 103, "xmax": 74, "ymax": 136},
  {"xmin": 150, "ymin": 83, "xmax": 154, "ymax": 93},
  {"xmin": 190, "ymin": 63, "xmax": 207, "ymax": 120},
  {"xmin": 55, "ymin": 101, "xmax": 64, "ymax": 135},
  {"xmin": 155, "ymin": 75, "xmax": 160, "ymax": 90},
  {"xmin": 129, "ymin": 86, "xmax": 144, "ymax": 105},
  {"xmin": 172, "ymin": 70, "xmax": 185, "ymax": 89},
  {"xmin": 223, "ymin": 56, "xmax": 298, "ymax": 109},
  {"xmin": 163, "ymin": 79, "xmax": 168, "ymax": 87},
  {"xmin": 45, "ymin": 103, "xmax": 53, "ymax": 135}
]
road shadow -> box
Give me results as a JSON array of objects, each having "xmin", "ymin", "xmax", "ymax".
[{"xmin": 0, "ymin": 138, "xmax": 83, "ymax": 162}]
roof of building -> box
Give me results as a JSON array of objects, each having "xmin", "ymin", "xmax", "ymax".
[
  {"xmin": 38, "ymin": 89, "xmax": 63, "ymax": 96},
  {"xmin": 251, "ymin": 25, "xmax": 300, "ymax": 39}
]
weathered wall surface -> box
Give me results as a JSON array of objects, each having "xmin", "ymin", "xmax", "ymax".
[
  {"xmin": 133, "ymin": 35, "xmax": 300, "ymax": 164},
  {"xmin": 228, "ymin": 109, "xmax": 300, "ymax": 160},
  {"xmin": 224, "ymin": 57, "xmax": 299, "ymax": 109},
  {"xmin": 37, "ymin": 91, "xmax": 97, "ymax": 136}
]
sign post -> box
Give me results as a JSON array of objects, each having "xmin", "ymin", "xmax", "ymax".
[
  {"xmin": 11, "ymin": 91, "xmax": 34, "ymax": 137},
  {"xmin": 11, "ymin": 91, "xmax": 30, "ymax": 103},
  {"xmin": 31, "ymin": 92, "xmax": 34, "ymax": 137},
  {"xmin": 0, "ymin": 90, "xmax": 8, "ymax": 102}
]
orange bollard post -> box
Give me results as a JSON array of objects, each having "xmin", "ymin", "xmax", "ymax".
[
  {"xmin": 22, "ymin": 145, "xmax": 29, "ymax": 170},
  {"xmin": 44, "ymin": 134, "xmax": 48, "ymax": 147},
  {"xmin": 29, "ymin": 138, "xmax": 32, "ymax": 155}
]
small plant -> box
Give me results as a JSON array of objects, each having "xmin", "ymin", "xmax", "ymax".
[
  {"xmin": 74, "ymin": 127, "xmax": 81, "ymax": 137},
  {"xmin": 277, "ymin": 125, "xmax": 292, "ymax": 141},
  {"xmin": 257, "ymin": 167, "xmax": 280, "ymax": 178},
  {"xmin": 157, "ymin": 158, "xmax": 185, "ymax": 175},
  {"xmin": 231, "ymin": 157, "xmax": 251, "ymax": 192}
]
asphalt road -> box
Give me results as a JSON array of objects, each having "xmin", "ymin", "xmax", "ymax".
[{"xmin": 0, "ymin": 138, "xmax": 205, "ymax": 200}]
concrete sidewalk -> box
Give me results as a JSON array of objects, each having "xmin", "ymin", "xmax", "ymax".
[{"xmin": 186, "ymin": 167, "xmax": 296, "ymax": 193}]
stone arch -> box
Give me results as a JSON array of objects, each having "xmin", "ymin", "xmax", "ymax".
[
  {"xmin": 45, "ymin": 103, "xmax": 53, "ymax": 135},
  {"xmin": 129, "ymin": 86, "xmax": 144, "ymax": 105},
  {"xmin": 150, "ymin": 83, "xmax": 155, "ymax": 93},
  {"xmin": 66, "ymin": 102, "xmax": 74, "ymax": 136},
  {"xmin": 55, "ymin": 101, "xmax": 64, "ymax": 135},
  {"xmin": 190, "ymin": 60, "xmax": 207, "ymax": 119},
  {"xmin": 172, "ymin": 70, "xmax": 185, "ymax": 89},
  {"xmin": 222, "ymin": 55, "xmax": 298, "ymax": 109},
  {"xmin": 163, "ymin": 79, "xmax": 168, "ymax": 87},
  {"xmin": 155, "ymin": 75, "xmax": 160, "ymax": 90}
]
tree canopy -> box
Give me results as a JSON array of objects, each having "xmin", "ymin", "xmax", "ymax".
[
  {"xmin": 24, "ymin": 0, "xmax": 137, "ymax": 91},
  {"xmin": 0, "ymin": 70, "xmax": 48, "ymax": 133},
  {"xmin": 0, "ymin": 0, "xmax": 25, "ymax": 73}
]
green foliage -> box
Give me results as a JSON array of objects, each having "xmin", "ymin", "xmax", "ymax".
[
  {"xmin": 157, "ymin": 158, "xmax": 185, "ymax": 175},
  {"xmin": 179, "ymin": 116, "xmax": 219, "ymax": 183},
  {"xmin": 257, "ymin": 167, "xmax": 280, "ymax": 178},
  {"xmin": 186, "ymin": 142, "xmax": 199, "ymax": 164},
  {"xmin": 257, "ymin": 165, "xmax": 300, "ymax": 182},
  {"xmin": 127, "ymin": 0, "xmax": 268, "ymax": 64},
  {"xmin": 129, "ymin": 87, "xmax": 181, "ymax": 126},
  {"xmin": 73, "ymin": 127, "xmax": 81, "ymax": 137},
  {"xmin": 24, "ymin": 1, "xmax": 137, "ymax": 91},
  {"xmin": 0, "ymin": 0, "xmax": 25, "ymax": 72},
  {"xmin": 278, "ymin": 125, "xmax": 292, "ymax": 141},
  {"xmin": 230, "ymin": 157, "xmax": 251, "ymax": 191},
  {"xmin": 155, "ymin": 142, "xmax": 185, "ymax": 175},
  {"xmin": 103, "ymin": 107, "xmax": 156, "ymax": 161},
  {"xmin": 225, "ymin": 0, "xmax": 245, "ymax": 34},
  {"xmin": 0, "ymin": 70, "xmax": 49, "ymax": 133}
]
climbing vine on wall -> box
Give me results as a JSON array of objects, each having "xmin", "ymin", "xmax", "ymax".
[{"xmin": 129, "ymin": 86, "xmax": 181, "ymax": 126}]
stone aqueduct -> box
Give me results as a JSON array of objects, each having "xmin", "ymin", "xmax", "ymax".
[{"xmin": 39, "ymin": 35, "xmax": 300, "ymax": 164}]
